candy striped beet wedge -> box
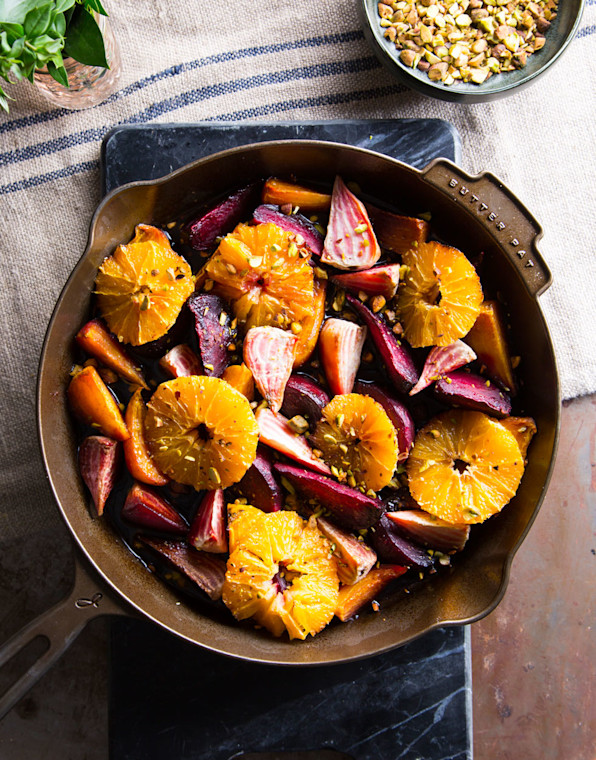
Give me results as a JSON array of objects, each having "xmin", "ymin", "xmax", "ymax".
[
  {"xmin": 244, "ymin": 326, "xmax": 297, "ymax": 413},
  {"xmin": 319, "ymin": 318, "xmax": 367, "ymax": 395}
]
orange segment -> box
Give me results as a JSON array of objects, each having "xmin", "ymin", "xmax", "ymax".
[
  {"xmin": 204, "ymin": 222, "xmax": 317, "ymax": 335},
  {"xmin": 144, "ymin": 376, "xmax": 258, "ymax": 490},
  {"xmin": 293, "ymin": 278, "xmax": 326, "ymax": 367},
  {"xmin": 311, "ymin": 394, "xmax": 398, "ymax": 492},
  {"xmin": 398, "ymin": 241, "xmax": 483, "ymax": 348},
  {"xmin": 407, "ymin": 410, "xmax": 524, "ymax": 525},
  {"xmin": 68, "ymin": 365, "xmax": 130, "ymax": 441},
  {"xmin": 221, "ymin": 363, "xmax": 254, "ymax": 401},
  {"xmin": 223, "ymin": 503, "xmax": 339, "ymax": 639},
  {"xmin": 123, "ymin": 389, "xmax": 168, "ymax": 486},
  {"xmin": 95, "ymin": 224, "xmax": 194, "ymax": 346}
]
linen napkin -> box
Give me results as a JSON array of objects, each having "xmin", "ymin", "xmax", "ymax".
[{"xmin": 0, "ymin": 0, "xmax": 594, "ymax": 545}]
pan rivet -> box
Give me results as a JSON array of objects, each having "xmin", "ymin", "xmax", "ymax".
[{"xmin": 75, "ymin": 592, "xmax": 103, "ymax": 609}]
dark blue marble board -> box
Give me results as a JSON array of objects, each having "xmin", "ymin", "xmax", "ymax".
[{"xmin": 103, "ymin": 120, "xmax": 471, "ymax": 760}]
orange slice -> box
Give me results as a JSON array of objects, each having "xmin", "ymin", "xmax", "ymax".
[
  {"xmin": 398, "ymin": 241, "xmax": 483, "ymax": 348},
  {"xmin": 144, "ymin": 376, "xmax": 258, "ymax": 490},
  {"xmin": 311, "ymin": 394, "xmax": 398, "ymax": 492},
  {"xmin": 204, "ymin": 222, "xmax": 317, "ymax": 336},
  {"xmin": 222, "ymin": 503, "xmax": 339, "ymax": 639},
  {"xmin": 95, "ymin": 224, "xmax": 194, "ymax": 346},
  {"xmin": 407, "ymin": 409, "xmax": 524, "ymax": 525}
]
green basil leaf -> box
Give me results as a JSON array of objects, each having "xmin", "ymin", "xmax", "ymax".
[
  {"xmin": 0, "ymin": 84, "xmax": 13, "ymax": 112},
  {"xmin": 0, "ymin": 0, "xmax": 40, "ymax": 24},
  {"xmin": 82, "ymin": 0, "xmax": 107, "ymax": 16},
  {"xmin": 0, "ymin": 22, "xmax": 25, "ymax": 38},
  {"xmin": 48, "ymin": 9, "xmax": 66, "ymax": 35},
  {"xmin": 10, "ymin": 34, "xmax": 24, "ymax": 56},
  {"xmin": 63, "ymin": 5, "xmax": 106, "ymax": 66},
  {"xmin": 47, "ymin": 58, "xmax": 68, "ymax": 85},
  {"xmin": 54, "ymin": 0, "xmax": 75, "ymax": 11},
  {"xmin": 23, "ymin": 3, "xmax": 52, "ymax": 36},
  {"xmin": 0, "ymin": 30, "xmax": 10, "ymax": 52}
]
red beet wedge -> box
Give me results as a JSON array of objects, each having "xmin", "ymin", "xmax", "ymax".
[
  {"xmin": 353, "ymin": 380, "xmax": 415, "ymax": 461},
  {"xmin": 243, "ymin": 326, "xmax": 297, "ymax": 413},
  {"xmin": 331, "ymin": 264, "xmax": 401, "ymax": 299},
  {"xmin": 281, "ymin": 374, "xmax": 330, "ymax": 425},
  {"xmin": 236, "ymin": 447, "xmax": 283, "ymax": 512},
  {"xmin": 122, "ymin": 483, "xmax": 188, "ymax": 533},
  {"xmin": 188, "ymin": 489, "xmax": 227, "ymax": 553},
  {"xmin": 346, "ymin": 294, "xmax": 418, "ymax": 394},
  {"xmin": 159, "ymin": 343, "xmax": 203, "ymax": 378},
  {"xmin": 140, "ymin": 537, "xmax": 226, "ymax": 600},
  {"xmin": 255, "ymin": 408, "xmax": 331, "ymax": 475},
  {"xmin": 252, "ymin": 204, "xmax": 324, "ymax": 256},
  {"xmin": 187, "ymin": 183, "xmax": 260, "ymax": 250},
  {"xmin": 275, "ymin": 463, "xmax": 383, "ymax": 531},
  {"xmin": 188, "ymin": 293, "xmax": 236, "ymax": 378},
  {"xmin": 386, "ymin": 510, "xmax": 470, "ymax": 553},
  {"xmin": 319, "ymin": 318, "xmax": 367, "ymax": 395},
  {"xmin": 78, "ymin": 435, "xmax": 120, "ymax": 516},
  {"xmin": 322, "ymin": 176, "xmax": 381, "ymax": 270},
  {"xmin": 369, "ymin": 514, "xmax": 434, "ymax": 568},
  {"xmin": 409, "ymin": 340, "xmax": 477, "ymax": 395},
  {"xmin": 434, "ymin": 370, "xmax": 512, "ymax": 418}
]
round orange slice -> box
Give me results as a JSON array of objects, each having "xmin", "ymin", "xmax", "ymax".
[
  {"xmin": 407, "ymin": 409, "xmax": 524, "ymax": 524},
  {"xmin": 144, "ymin": 376, "xmax": 258, "ymax": 490},
  {"xmin": 222, "ymin": 503, "xmax": 339, "ymax": 639},
  {"xmin": 204, "ymin": 222, "xmax": 324, "ymax": 366},
  {"xmin": 95, "ymin": 224, "xmax": 194, "ymax": 346},
  {"xmin": 398, "ymin": 241, "xmax": 483, "ymax": 348},
  {"xmin": 311, "ymin": 394, "xmax": 398, "ymax": 492}
]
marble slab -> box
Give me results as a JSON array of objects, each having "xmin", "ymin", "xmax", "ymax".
[{"xmin": 104, "ymin": 120, "xmax": 471, "ymax": 760}]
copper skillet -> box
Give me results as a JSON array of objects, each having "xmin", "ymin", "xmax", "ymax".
[{"xmin": 0, "ymin": 141, "xmax": 560, "ymax": 718}]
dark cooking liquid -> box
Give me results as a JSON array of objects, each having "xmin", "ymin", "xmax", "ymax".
[{"xmin": 72, "ymin": 187, "xmax": 524, "ymax": 624}]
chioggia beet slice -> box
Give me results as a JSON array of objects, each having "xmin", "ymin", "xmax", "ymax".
[
  {"xmin": 280, "ymin": 374, "xmax": 330, "ymax": 427},
  {"xmin": 122, "ymin": 482, "xmax": 188, "ymax": 533},
  {"xmin": 188, "ymin": 489, "xmax": 228, "ymax": 553},
  {"xmin": 252, "ymin": 204, "xmax": 324, "ymax": 256},
  {"xmin": 236, "ymin": 448, "xmax": 283, "ymax": 513},
  {"xmin": 346, "ymin": 294, "xmax": 418, "ymax": 394},
  {"xmin": 434, "ymin": 369, "xmax": 512, "ymax": 418},
  {"xmin": 409, "ymin": 340, "xmax": 477, "ymax": 395},
  {"xmin": 319, "ymin": 318, "xmax": 367, "ymax": 395},
  {"xmin": 187, "ymin": 183, "xmax": 260, "ymax": 250},
  {"xmin": 256, "ymin": 407, "xmax": 331, "ymax": 475},
  {"xmin": 354, "ymin": 379, "xmax": 415, "ymax": 461},
  {"xmin": 243, "ymin": 326, "xmax": 297, "ymax": 413},
  {"xmin": 159, "ymin": 343, "xmax": 203, "ymax": 378},
  {"xmin": 188, "ymin": 293, "xmax": 236, "ymax": 377},
  {"xmin": 316, "ymin": 517, "xmax": 377, "ymax": 585},
  {"xmin": 368, "ymin": 514, "xmax": 434, "ymax": 568},
  {"xmin": 335, "ymin": 565, "xmax": 407, "ymax": 621},
  {"xmin": 275, "ymin": 463, "xmax": 383, "ymax": 531},
  {"xmin": 78, "ymin": 435, "xmax": 120, "ymax": 516},
  {"xmin": 322, "ymin": 176, "xmax": 381, "ymax": 270},
  {"xmin": 331, "ymin": 264, "xmax": 401, "ymax": 299},
  {"xmin": 386, "ymin": 511, "xmax": 470, "ymax": 553},
  {"xmin": 140, "ymin": 537, "xmax": 226, "ymax": 600},
  {"xmin": 76, "ymin": 318, "xmax": 148, "ymax": 388}
]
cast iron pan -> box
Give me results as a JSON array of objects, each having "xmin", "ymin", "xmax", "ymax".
[{"xmin": 0, "ymin": 141, "xmax": 560, "ymax": 718}]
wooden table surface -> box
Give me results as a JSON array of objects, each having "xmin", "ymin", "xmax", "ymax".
[
  {"xmin": 471, "ymin": 393, "xmax": 595, "ymax": 759},
  {"xmin": 0, "ymin": 395, "xmax": 594, "ymax": 759}
]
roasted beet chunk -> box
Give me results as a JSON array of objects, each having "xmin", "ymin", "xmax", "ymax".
[
  {"xmin": 369, "ymin": 514, "xmax": 434, "ymax": 568},
  {"xmin": 187, "ymin": 293, "xmax": 236, "ymax": 377},
  {"xmin": 186, "ymin": 183, "xmax": 260, "ymax": 250},
  {"xmin": 434, "ymin": 370, "xmax": 512, "ymax": 418},
  {"xmin": 281, "ymin": 375, "xmax": 330, "ymax": 428},
  {"xmin": 252, "ymin": 204, "xmax": 324, "ymax": 256}
]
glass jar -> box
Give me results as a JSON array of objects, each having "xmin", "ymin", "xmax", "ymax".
[{"xmin": 33, "ymin": 14, "xmax": 121, "ymax": 109}]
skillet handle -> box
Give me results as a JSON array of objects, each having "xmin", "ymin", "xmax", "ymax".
[
  {"xmin": 421, "ymin": 158, "xmax": 552, "ymax": 298},
  {"xmin": 0, "ymin": 554, "xmax": 130, "ymax": 720}
]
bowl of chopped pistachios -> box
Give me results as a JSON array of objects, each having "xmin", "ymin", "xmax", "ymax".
[{"xmin": 361, "ymin": 0, "xmax": 584, "ymax": 101}]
